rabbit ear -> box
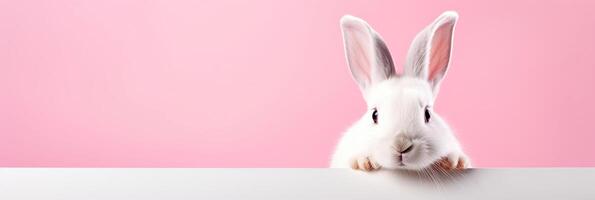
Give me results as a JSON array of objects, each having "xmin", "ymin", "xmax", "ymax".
[
  {"xmin": 405, "ymin": 11, "xmax": 458, "ymax": 96},
  {"xmin": 341, "ymin": 15, "xmax": 395, "ymax": 92}
]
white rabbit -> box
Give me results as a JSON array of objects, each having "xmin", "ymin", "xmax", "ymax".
[{"xmin": 330, "ymin": 11, "xmax": 471, "ymax": 171}]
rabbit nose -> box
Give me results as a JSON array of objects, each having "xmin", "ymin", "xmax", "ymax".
[{"xmin": 395, "ymin": 134, "xmax": 414, "ymax": 154}]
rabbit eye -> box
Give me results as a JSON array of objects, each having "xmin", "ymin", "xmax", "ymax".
[
  {"xmin": 424, "ymin": 107, "xmax": 431, "ymax": 123},
  {"xmin": 372, "ymin": 108, "xmax": 378, "ymax": 124}
]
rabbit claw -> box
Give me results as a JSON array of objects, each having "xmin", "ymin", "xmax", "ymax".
[
  {"xmin": 350, "ymin": 156, "xmax": 381, "ymax": 171},
  {"xmin": 437, "ymin": 152, "xmax": 471, "ymax": 170}
]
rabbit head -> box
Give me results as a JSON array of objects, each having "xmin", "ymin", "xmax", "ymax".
[{"xmin": 334, "ymin": 12, "xmax": 461, "ymax": 170}]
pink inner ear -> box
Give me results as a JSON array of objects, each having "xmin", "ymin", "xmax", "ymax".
[
  {"xmin": 344, "ymin": 25, "xmax": 375, "ymax": 85},
  {"xmin": 428, "ymin": 23, "xmax": 454, "ymax": 81},
  {"xmin": 351, "ymin": 39, "xmax": 372, "ymax": 81}
]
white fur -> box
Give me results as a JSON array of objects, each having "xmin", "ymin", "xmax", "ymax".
[{"xmin": 331, "ymin": 12, "xmax": 470, "ymax": 170}]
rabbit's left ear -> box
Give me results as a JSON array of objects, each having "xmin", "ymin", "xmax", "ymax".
[{"xmin": 404, "ymin": 11, "xmax": 458, "ymax": 96}]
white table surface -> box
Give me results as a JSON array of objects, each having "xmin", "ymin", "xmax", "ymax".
[{"xmin": 0, "ymin": 168, "xmax": 593, "ymax": 199}]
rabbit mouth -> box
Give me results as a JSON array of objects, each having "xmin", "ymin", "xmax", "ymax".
[
  {"xmin": 394, "ymin": 154, "xmax": 411, "ymax": 167},
  {"xmin": 393, "ymin": 153, "xmax": 429, "ymax": 169}
]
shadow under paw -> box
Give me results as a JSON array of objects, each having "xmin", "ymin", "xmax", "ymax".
[{"xmin": 381, "ymin": 158, "xmax": 476, "ymax": 188}]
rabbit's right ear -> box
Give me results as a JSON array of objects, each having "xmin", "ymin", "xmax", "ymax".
[{"xmin": 341, "ymin": 15, "xmax": 395, "ymax": 92}]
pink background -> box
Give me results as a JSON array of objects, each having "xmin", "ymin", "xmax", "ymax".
[{"xmin": 1, "ymin": 0, "xmax": 595, "ymax": 167}]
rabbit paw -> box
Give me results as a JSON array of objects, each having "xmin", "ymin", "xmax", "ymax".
[
  {"xmin": 350, "ymin": 156, "xmax": 381, "ymax": 171},
  {"xmin": 437, "ymin": 152, "xmax": 471, "ymax": 170}
]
